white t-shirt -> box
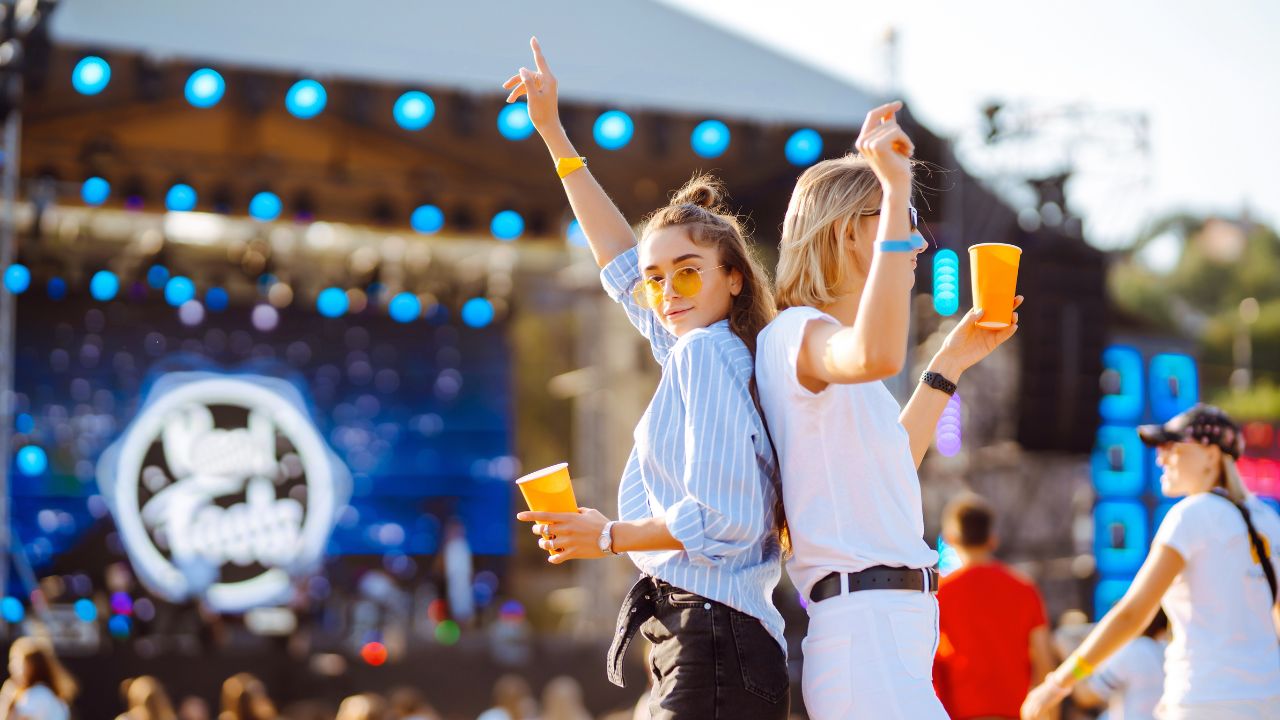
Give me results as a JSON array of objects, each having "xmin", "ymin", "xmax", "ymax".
[
  {"xmin": 13, "ymin": 685, "xmax": 69, "ymax": 720},
  {"xmin": 1153, "ymin": 492, "xmax": 1280, "ymax": 705},
  {"xmin": 1084, "ymin": 636, "xmax": 1166, "ymax": 720},
  {"xmin": 755, "ymin": 306, "xmax": 938, "ymax": 600}
]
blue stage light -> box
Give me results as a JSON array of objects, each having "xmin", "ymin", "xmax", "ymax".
[
  {"xmin": 389, "ymin": 292, "xmax": 422, "ymax": 323},
  {"xmin": 394, "ymin": 91, "xmax": 436, "ymax": 131},
  {"xmin": 17, "ymin": 445, "xmax": 47, "ymax": 476},
  {"xmin": 15, "ymin": 413, "xmax": 33, "ymax": 434},
  {"xmin": 691, "ymin": 120, "xmax": 730, "ymax": 158},
  {"xmin": 90, "ymin": 271, "xmax": 119, "ymax": 301},
  {"xmin": 205, "ymin": 287, "xmax": 229, "ymax": 312},
  {"xmin": 249, "ymin": 191, "xmax": 282, "ymax": 222},
  {"xmin": 185, "ymin": 68, "xmax": 225, "ymax": 108},
  {"xmin": 81, "ymin": 177, "xmax": 110, "ymax": 206},
  {"xmin": 498, "ymin": 102, "xmax": 534, "ymax": 141},
  {"xmin": 411, "ymin": 204, "xmax": 444, "ymax": 234},
  {"xmin": 108, "ymin": 615, "xmax": 131, "ymax": 638},
  {"xmin": 1149, "ymin": 354, "xmax": 1199, "ymax": 422},
  {"xmin": 490, "ymin": 210, "xmax": 524, "ymax": 241},
  {"xmin": 147, "ymin": 265, "xmax": 170, "ymax": 289},
  {"xmin": 932, "ymin": 250, "xmax": 960, "ymax": 316},
  {"xmin": 593, "ymin": 110, "xmax": 634, "ymax": 150},
  {"xmin": 47, "ymin": 277, "xmax": 67, "ymax": 300},
  {"xmin": 164, "ymin": 276, "xmax": 195, "ymax": 307},
  {"xmin": 74, "ymin": 598, "xmax": 98, "ymax": 623},
  {"xmin": 462, "ymin": 297, "xmax": 495, "ymax": 328},
  {"xmin": 785, "ymin": 128, "xmax": 823, "ymax": 166},
  {"xmin": 286, "ymin": 79, "xmax": 327, "ymax": 119},
  {"xmin": 317, "ymin": 287, "xmax": 349, "ymax": 318},
  {"xmin": 1100, "ymin": 345, "xmax": 1144, "ymax": 425},
  {"xmin": 1, "ymin": 597, "xmax": 22, "ymax": 624},
  {"xmin": 72, "ymin": 56, "xmax": 111, "ymax": 95},
  {"xmin": 165, "ymin": 183, "xmax": 197, "ymax": 212},
  {"xmin": 3, "ymin": 264, "xmax": 30, "ymax": 294}
]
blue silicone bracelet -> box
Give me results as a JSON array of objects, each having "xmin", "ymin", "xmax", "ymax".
[
  {"xmin": 877, "ymin": 240, "xmax": 916, "ymax": 252},
  {"xmin": 877, "ymin": 232, "xmax": 928, "ymax": 253}
]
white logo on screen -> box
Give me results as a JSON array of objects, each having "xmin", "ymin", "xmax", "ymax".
[{"xmin": 98, "ymin": 374, "xmax": 350, "ymax": 613}]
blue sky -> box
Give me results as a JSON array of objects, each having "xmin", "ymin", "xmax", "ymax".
[{"xmin": 662, "ymin": 0, "xmax": 1278, "ymax": 250}]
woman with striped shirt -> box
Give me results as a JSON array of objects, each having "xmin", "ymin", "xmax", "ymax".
[{"xmin": 505, "ymin": 38, "xmax": 789, "ymax": 719}]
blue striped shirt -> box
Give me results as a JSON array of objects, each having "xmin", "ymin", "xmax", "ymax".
[{"xmin": 600, "ymin": 247, "xmax": 785, "ymax": 653}]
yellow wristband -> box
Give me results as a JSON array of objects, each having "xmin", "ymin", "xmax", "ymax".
[
  {"xmin": 1068, "ymin": 655, "xmax": 1095, "ymax": 681},
  {"xmin": 556, "ymin": 156, "xmax": 587, "ymax": 179}
]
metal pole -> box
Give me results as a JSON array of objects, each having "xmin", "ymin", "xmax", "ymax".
[{"xmin": 0, "ymin": 82, "xmax": 21, "ymax": 605}]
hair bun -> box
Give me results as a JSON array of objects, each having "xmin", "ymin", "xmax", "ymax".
[{"xmin": 671, "ymin": 174, "xmax": 726, "ymax": 211}]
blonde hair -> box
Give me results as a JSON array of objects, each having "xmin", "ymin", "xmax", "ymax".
[
  {"xmin": 641, "ymin": 174, "xmax": 777, "ymax": 355},
  {"xmin": 219, "ymin": 673, "xmax": 276, "ymax": 720},
  {"xmin": 125, "ymin": 676, "xmax": 177, "ymax": 720},
  {"xmin": 775, "ymin": 154, "xmax": 886, "ymax": 310},
  {"xmin": 1220, "ymin": 455, "xmax": 1250, "ymax": 504}
]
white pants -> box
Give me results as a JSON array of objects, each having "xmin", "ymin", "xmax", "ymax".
[
  {"xmin": 801, "ymin": 588, "xmax": 948, "ymax": 720},
  {"xmin": 1157, "ymin": 695, "xmax": 1280, "ymax": 720}
]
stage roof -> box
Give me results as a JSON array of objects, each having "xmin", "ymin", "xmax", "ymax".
[{"xmin": 49, "ymin": 0, "xmax": 878, "ymax": 127}]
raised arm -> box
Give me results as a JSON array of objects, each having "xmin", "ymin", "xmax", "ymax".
[
  {"xmin": 503, "ymin": 37, "xmax": 635, "ymax": 269},
  {"xmin": 1021, "ymin": 544, "xmax": 1182, "ymax": 719},
  {"xmin": 796, "ymin": 102, "xmax": 920, "ymax": 388}
]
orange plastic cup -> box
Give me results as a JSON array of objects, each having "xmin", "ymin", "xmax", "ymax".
[
  {"xmin": 968, "ymin": 243, "xmax": 1022, "ymax": 328},
  {"xmin": 516, "ymin": 463, "xmax": 578, "ymax": 554},
  {"xmin": 516, "ymin": 463, "xmax": 578, "ymax": 514}
]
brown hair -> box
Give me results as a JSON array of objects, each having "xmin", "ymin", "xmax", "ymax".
[
  {"xmin": 125, "ymin": 675, "xmax": 177, "ymax": 720},
  {"xmin": 335, "ymin": 693, "xmax": 388, "ymax": 720},
  {"xmin": 775, "ymin": 154, "xmax": 886, "ymax": 310},
  {"xmin": 8, "ymin": 637, "xmax": 77, "ymax": 701},
  {"xmin": 942, "ymin": 493, "xmax": 995, "ymax": 548},
  {"xmin": 219, "ymin": 673, "xmax": 277, "ymax": 720},
  {"xmin": 640, "ymin": 174, "xmax": 776, "ymax": 356},
  {"xmin": 640, "ymin": 174, "xmax": 789, "ymax": 554}
]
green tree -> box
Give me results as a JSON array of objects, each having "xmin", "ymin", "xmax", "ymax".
[{"xmin": 1110, "ymin": 215, "xmax": 1280, "ymax": 419}]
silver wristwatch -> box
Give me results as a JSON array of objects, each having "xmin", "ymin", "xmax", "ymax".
[{"xmin": 598, "ymin": 521, "xmax": 618, "ymax": 554}]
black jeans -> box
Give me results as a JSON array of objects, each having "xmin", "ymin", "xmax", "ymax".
[{"xmin": 608, "ymin": 576, "xmax": 789, "ymax": 720}]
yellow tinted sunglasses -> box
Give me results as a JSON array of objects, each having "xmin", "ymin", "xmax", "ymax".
[{"xmin": 631, "ymin": 265, "xmax": 726, "ymax": 310}]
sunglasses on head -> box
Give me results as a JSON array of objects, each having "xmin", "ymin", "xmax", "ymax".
[{"xmin": 631, "ymin": 264, "xmax": 726, "ymax": 310}]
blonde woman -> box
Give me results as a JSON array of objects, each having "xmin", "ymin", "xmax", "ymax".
[
  {"xmin": 0, "ymin": 637, "xmax": 76, "ymax": 720},
  {"xmin": 117, "ymin": 676, "xmax": 177, "ymax": 720},
  {"xmin": 755, "ymin": 101, "xmax": 1022, "ymax": 719},
  {"xmin": 1023, "ymin": 405, "xmax": 1280, "ymax": 720},
  {"xmin": 505, "ymin": 38, "xmax": 788, "ymax": 718}
]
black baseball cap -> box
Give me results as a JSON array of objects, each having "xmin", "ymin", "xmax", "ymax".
[{"xmin": 1137, "ymin": 403, "xmax": 1244, "ymax": 459}]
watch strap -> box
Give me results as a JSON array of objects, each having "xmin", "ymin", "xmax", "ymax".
[{"xmin": 920, "ymin": 370, "xmax": 957, "ymax": 396}]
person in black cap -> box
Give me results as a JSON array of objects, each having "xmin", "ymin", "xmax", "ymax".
[{"xmin": 1023, "ymin": 404, "xmax": 1280, "ymax": 719}]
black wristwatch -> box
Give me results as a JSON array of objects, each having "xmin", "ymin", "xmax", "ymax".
[{"xmin": 920, "ymin": 371, "xmax": 957, "ymax": 396}]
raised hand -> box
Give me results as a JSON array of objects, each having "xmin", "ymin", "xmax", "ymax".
[
  {"xmin": 854, "ymin": 101, "xmax": 915, "ymax": 193},
  {"xmin": 933, "ymin": 296, "xmax": 1024, "ymax": 377},
  {"xmin": 501, "ymin": 36, "xmax": 559, "ymax": 132}
]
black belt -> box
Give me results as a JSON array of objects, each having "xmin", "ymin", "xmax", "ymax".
[{"xmin": 809, "ymin": 565, "xmax": 940, "ymax": 603}]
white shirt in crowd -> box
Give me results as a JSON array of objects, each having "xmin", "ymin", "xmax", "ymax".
[
  {"xmin": 1084, "ymin": 636, "xmax": 1167, "ymax": 720},
  {"xmin": 755, "ymin": 306, "xmax": 938, "ymax": 601},
  {"xmin": 1153, "ymin": 492, "xmax": 1280, "ymax": 706},
  {"xmin": 13, "ymin": 685, "xmax": 69, "ymax": 720}
]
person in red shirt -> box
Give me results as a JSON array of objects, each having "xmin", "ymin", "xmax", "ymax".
[{"xmin": 934, "ymin": 493, "xmax": 1058, "ymax": 720}]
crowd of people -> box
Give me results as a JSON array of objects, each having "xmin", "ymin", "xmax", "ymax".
[{"xmin": 0, "ymin": 637, "xmax": 621, "ymax": 720}]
